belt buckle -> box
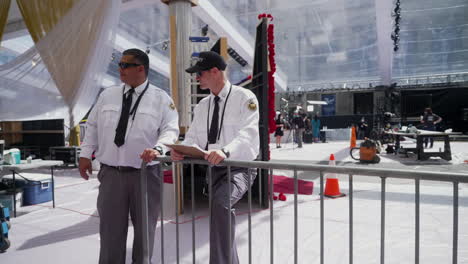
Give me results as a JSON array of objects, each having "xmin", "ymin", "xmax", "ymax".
[
  {"xmin": 202, "ymin": 183, "xmax": 209, "ymax": 197},
  {"xmin": 116, "ymin": 166, "xmax": 127, "ymax": 171}
]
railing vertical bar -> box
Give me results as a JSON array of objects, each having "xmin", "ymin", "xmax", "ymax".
[
  {"xmin": 320, "ymin": 171, "xmax": 324, "ymax": 264},
  {"xmin": 270, "ymin": 168, "xmax": 274, "ymax": 264},
  {"xmin": 12, "ymin": 171, "xmax": 16, "ymax": 217},
  {"xmin": 349, "ymin": 174, "xmax": 353, "ymax": 264},
  {"xmin": 248, "ymin": 169, "xmax": 252, "ymax": 264},
  {"xmin": 175, "ymin": 164, "xmax": 182, "ymax": 264},
  {"xmin": 259, "ymin": 168, "xmax": 263, "ymax": 207},
  {"xmin": 209, "ymin": 165, "xmax": 213, "ymax": 261},
  {"xmin": 191, "ymin": 164, "xmax": 196, "ymax": 264},
  {"xmin": 51, "ymin": 167, "xmax": 55, "ymax": 208},
  {"xmin": 181, "ymin": 164, "xmax": 184, "ymax": 213},
  {"xmin": 415, "ymin": 178, "xmax": 420, "ymax": 264},
  {"xmin": 141, "ymin": 164, "xmax": 149, "ymax": 264},
  {"xmin": 381, "ymin": 177, "xmax": 386, "ymax": 264},
  {"xmin": 160, "ymin": 164, "xmax": 165, "ymax": 264},
  {"xmin": 228, "ymin": 166, "xmax": 232, "ymax": 264},
  {"xmin": 453, "ymin": 181, "xmax": 459, "ymax": 264},
  {"xmin": 294, "ymin": 169, "xmax": 298, "ymax": 264}
]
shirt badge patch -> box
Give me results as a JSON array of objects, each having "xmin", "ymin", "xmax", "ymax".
[{"xmin": 248, "ymin": 100, "xmax": 257, "ymax": 111}]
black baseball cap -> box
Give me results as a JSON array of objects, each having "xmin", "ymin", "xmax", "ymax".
[{"xmin": 185, "ymin": 51, "xmax": 227, "ymax": 73}]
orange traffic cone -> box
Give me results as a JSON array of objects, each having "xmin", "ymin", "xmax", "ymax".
[
  {"xmin": 324, "ymin": 178, "xmax": 345, "ymax": 198},
  {"xmin": 329, "ymin": 153, "xmax": 336, "ymax": 167},
  {"xmin": 324, "ymin": 154, "xmax": 346, "ymax": 198},
  {"xmin": 350, "ymin": 126, "xmax": 357, "ymax": 149}
]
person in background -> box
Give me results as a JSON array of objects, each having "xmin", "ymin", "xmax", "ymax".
[
  {"xmin": 311, "ymin": 114, "xmax": 321, "ymax": 143},
  {"xmin": 420, "ymin": 107, "xmax": 442, "ymax": 148},
  {"xmin": 171, "ymin": 51, "xmax": 259, "ymax": 264},
  {"xmin": 358, "ymin": 117, "xmax": 369, "ymax": 140},
  {"xmin": 292, "ymin": 111, "xmax": 305, "ymax": 148},
  {"xmin": 304, "ymin": 115, "xmax": 312, "ymax": 132},
  {"xmin": 274, "ymin": 112, "xmax": 285, "ymax": 148},
  {"xmin": 79, "ymin": 48, "xmax": 179, "ymax": 264}
]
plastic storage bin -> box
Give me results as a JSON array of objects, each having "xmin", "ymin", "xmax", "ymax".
[
  {"xmin": 1, "ymin": 173, "xmax": 52, "ymax": 206},
  {"xmin": 22, "ymin": 180, "xmax": 52, "ymax": 205},
  {"xmin": 0, "ymin": 191, "xmax": 22, "ymax": 212},
  {"xmin": 3, "ymin": 148, "xmax": 20, "ymax": 165},
  {"xmin": 11, "ymin": 149, "xmax": 20, "ymax": 164}
]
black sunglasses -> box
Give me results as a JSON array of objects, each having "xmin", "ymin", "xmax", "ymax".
[
  {"xmin": 118, "ymin": 62, "xmax": 142, "ymax": 69},
  {"xmin": 196, "ymin": 69, "xmax": 210, "ymax": 77}
]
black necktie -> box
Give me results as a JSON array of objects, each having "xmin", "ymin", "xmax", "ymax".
[
  {"xmin": 208, "ymin": 96, "xmax": 220, "ymax": 144},
  {"xmin": 114, "ymin": 88, "xmax": 134, "ymax": 147}
]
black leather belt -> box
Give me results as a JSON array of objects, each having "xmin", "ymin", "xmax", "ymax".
[{"xmin": 102, "ymin": 163, "xmax": 140, "ymax": 172}]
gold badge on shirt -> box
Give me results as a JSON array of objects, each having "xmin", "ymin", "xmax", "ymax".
[
  {"xmin": 169, "ymin": 103, "xmax": 176, "ymax": 110},
  {"xmin": 248, "ymin": 100, "xmax": 257, "ymax": 111}
]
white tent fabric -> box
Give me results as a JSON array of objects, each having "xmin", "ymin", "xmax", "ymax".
[
  {"xmin": 34, "ymin": 0, "xmax": 121, "ymax": 127},
  {"xmin": 0, "ymin": 46, "xmax": 66, "ymax": 121},
  {"xmin": 0, "ymin": 0, "xmax": 121, "ymax": 127}
]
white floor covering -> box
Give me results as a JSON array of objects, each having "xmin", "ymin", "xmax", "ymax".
[{"xmin": 2, "ymin": 140, "xmax": 468, "ymax": 263}]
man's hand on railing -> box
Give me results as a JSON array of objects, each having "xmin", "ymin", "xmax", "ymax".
[
  {"xmin": 204, "ymin": 149, "xmax": 226, "ymax": 165},
  {"xmin": 170, "ymin": 149, "xmax": 184, "ymax": 161},
  {"xmin": 140, "ymin": 148, "xmax": 160, "ymax": 163}
]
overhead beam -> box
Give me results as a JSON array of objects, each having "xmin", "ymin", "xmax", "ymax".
[
  {"xmin": 2, "ymin": 19, "xmax": 28, "ymax": 41},
  {"xmin": 115, "ymin": 33, "xmax": 170, "ymax": 77},
  {"xmin": 119, "ymin": 0, "xmax": 288, "ymax": 91},
  {"xmin": 3, "ymin": 25, "xmax": 170, "ymax": 79},
  {"xmin": 193, "ymin": 0, "xmax": 287, "ymax": 91},
  {"xmin": 120, "ymin": 0, "xmax": 155, "ymax": 12}
]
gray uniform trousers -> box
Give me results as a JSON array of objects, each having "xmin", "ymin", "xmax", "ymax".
[
  {"xmin": 209, "ymin": 166, "xmax": 256, "ymax": 264},
  {"xmin": 97, "ymin": 164, "xmax": 161, "ymax": 264}
]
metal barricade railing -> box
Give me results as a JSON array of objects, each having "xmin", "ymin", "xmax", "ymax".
[{"xmin": 140, "ymin": 157, "xmax": 468, "ymax": 264}]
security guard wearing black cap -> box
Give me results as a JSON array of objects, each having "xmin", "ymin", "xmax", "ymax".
[{"xmin": 171, "ymin": 51, "xmax": 259, "ymax": 264}]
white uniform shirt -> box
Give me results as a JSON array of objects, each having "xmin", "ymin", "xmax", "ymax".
[
  {"xmin": 182, "ymin": 81, "xmax": 259, "ymax": 161},
  {"xmin": 80, "ymin": 80, "xmax": 179, "ymax": 168}
]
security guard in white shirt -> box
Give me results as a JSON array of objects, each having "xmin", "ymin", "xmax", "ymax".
[
  {"xmin": 79, "ymin": 49, "xmax": 179, "ymax": 264},
  {"xmin": 171, "ymin": 51, "xmax": 259, "ymax": 264}
]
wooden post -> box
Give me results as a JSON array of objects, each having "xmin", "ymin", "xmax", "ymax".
[
  {"xmin": 219, "ymin": 37, "xmax": 228, "ymax": 60},
  {"xmin": 169, "ymin": 14, "xmax": 179, "ymax": 124},
  {"xmin": 162, "ymin": 0, "xmax": 199, "ymax": 215}
]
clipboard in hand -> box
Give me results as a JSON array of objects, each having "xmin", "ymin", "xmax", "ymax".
[{"xmin": 164, "ymin": 144, "xmax": 207, "ymax": 159}]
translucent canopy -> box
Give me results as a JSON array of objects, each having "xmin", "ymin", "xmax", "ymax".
[
  {"xmin": 209, "ymin": 0, "xmax": 380, "ymax": 87},
  {"xmin": 393, "ymin": 0, "xmax": 468, "ymax": 77},
  {"xmin": 206, "ymin": 0, "xmax": 468, "ymax": 89},
  {"xmin": 1, "ymin": 0, "xmax": 468, "ymax": 98}
]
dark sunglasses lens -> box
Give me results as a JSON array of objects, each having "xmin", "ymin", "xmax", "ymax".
[
  {"xmin": 119, "ymin": 62, "xmax": 140, "ymax": 69},
  {"xmin": 196, "ymin": 71, "xmax": 202, "ymax": 77}
]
